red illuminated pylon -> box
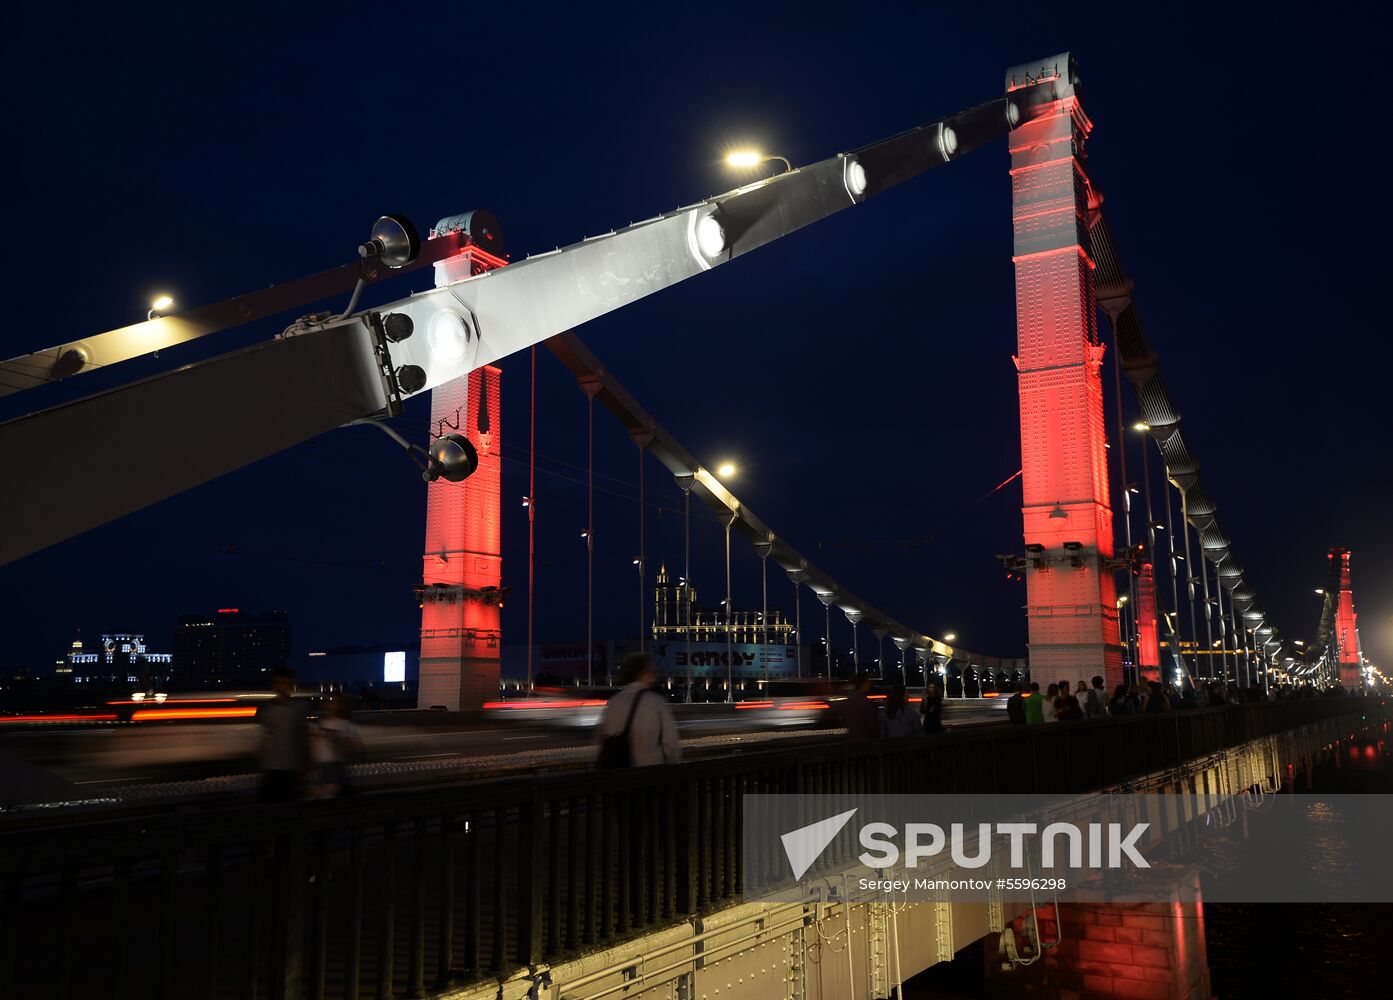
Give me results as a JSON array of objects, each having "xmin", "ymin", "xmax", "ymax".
[
  {"xmin": 1330, "ymin": 547, "xmax": 1362, "ymax": 689},
  {"xmin": 1008, "ymin": 72, "xmax": 1124, "ymax": 688},
  {"xmin": 1136, "ymin": 563, "xmax": 1161, "ymax": 682},
  {"xmin": 418, "ymin": 366, "xmax": 502, "ymax": 710},
  {"xmin": 417, "ymin": 245, "xmax": 507, "ymax": 710}
]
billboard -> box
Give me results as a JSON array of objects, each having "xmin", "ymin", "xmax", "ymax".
[
  {"xmin": 383, "ymin": 650, "xmax": 406, "ymax": 683},
  {"xmin": 614, "ymin": 639, "xmax": 798, "ymax": 679}
]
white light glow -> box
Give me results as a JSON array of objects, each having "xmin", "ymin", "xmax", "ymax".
[
  {"xmin": 383, "ymin": 650, "xmax": 406, "ymax": 683},
  {"xmin": 427, "ymin": 311, "xmax": 470, "ymax": 363}
]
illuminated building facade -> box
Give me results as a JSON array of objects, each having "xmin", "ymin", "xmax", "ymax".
[
  {"xmin": 1008, "ymin": 59, "xmax": 1123, "ymax": 688},
  {"xmin": 650, "ymin": 563, "xmax": 793, "ymax": 645},
  {"xmin": 63, "ymin": 631, "xmax": 172, "ymax": 686},
  {"xmin": 173, "ymin": 609, "xmax": 290, "ymax": 685}
]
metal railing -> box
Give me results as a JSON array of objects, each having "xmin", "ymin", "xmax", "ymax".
[{"xmin": 0, "ymin": 698, "xmax": 1381, "ymax": 999}]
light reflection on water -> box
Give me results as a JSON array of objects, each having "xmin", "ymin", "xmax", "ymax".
[{"xmin": 1204, "ymin": 764, "xmax": 1393, "ymax": 999}]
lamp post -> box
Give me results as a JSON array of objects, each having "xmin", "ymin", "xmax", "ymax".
[
  {"xmin": 754, "ymin": 537, "xmax": 772, "ymax": 691},
  {"xmin": 787, "ymin": 567, "xmax": 807, "ymax": 679},
  {"xmin": 718, "ymin": 509, "xmax": 737, "ymax": 702},
  {"xmin": 632, "ymin": 430, "xmax": 653, "ymax": 653},
  {"xmin": 675, "ymin": 474, "xmax": 695, "ymax": 701},
  {"xmin": 816, "ymin": 591, "xmax": 837, "ymax": 679},
  {"xmin": 845, "ymin": 609, "xmax": 862, "ymax": 673}
]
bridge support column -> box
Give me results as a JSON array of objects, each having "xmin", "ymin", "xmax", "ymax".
[
  {"xmin": 417, "ymin": 366, "xmax": 503, "ymax": 710},
  {"xmin": 988, "ymin": 872, "xmax": 1210, "ymax": 999},
  {"xmin": 1007, "ymin": 55, "xmax": 1123, "ymax": 690},
  {"xmin": 1329, "ymin": 547, "xmax": 1362, "ymax": 689}
]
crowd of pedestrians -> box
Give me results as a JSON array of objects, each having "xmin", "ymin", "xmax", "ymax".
[{"xmin": 1001, "ymin": 673, "xmax": 1357, "ymax": 724}]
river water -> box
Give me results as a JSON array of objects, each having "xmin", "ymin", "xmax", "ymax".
[{"xmin": 905, "ymin": 747, "xmax": 1393, "ymax": 997}]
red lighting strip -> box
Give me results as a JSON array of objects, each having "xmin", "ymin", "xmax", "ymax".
[
  {"xmin": 0, "ymin": 713, "xmax": 118, "ymax": 724},
  {"xmin": 778, "ymin": 701, "xmax": 830, "ymax": 711},
  {"xmin": 734, "ymin": 701, "xmax": 775, "ymax": 710},
  {"xmin": 130, "ymin": 707, "xmax": 258, "ymax": 721},
  {"xmin": 459, "ymin": 245, "xmax": 510, "ymax": 270}
]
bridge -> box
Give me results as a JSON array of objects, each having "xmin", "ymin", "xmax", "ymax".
[{"xmin": 0, "ymin": 49, "xmax": 1383, "ymax": 1000}]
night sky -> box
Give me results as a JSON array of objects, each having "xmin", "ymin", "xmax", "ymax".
[{"xmin": 3, "ymin": 4, "xmax": 1388, "ymax": 675}]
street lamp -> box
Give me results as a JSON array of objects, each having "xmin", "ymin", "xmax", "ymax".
[
  {"xmin": 148, "ymin": 294, "xmax": 174, "ymax": 320},
  {"xmin": 717, "ymin": 461, "xmax": 737, "ymax": 478},
  {"xmin": 718, "ymin": 509, "xmax": 737, "ymax": 702},
  {"xmin": 725, "ymin": 150, "xmax": 793, "ymax": 174},
  {"xmin": 943, "ymin": 632, "xmax": 957, "ymax": 643}
]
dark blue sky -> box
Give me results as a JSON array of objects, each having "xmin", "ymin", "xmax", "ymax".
[{"xmin": 3, "ymin": 3, "xmax": 1388, "ymax": 673}]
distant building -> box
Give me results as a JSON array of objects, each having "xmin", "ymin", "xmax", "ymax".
[
  {"xmin": 174, "ymin": 609, "xmax": 290, "ymax": 686},
  {"xmin": 62, "ymin": 631, "xmax": 172, "ymax": 687},
  {"xmin": 516, "ymin": 567, "xmax": 801, "ymax": 686},
  {"xmin": 651, "ymin": 564, "xmax": 794, "ymax": 645}
]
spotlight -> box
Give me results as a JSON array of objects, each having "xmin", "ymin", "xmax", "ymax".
[
  {"xmin": 427, "ymin": 433, "xmax": 479, "ymax": 483},
  {"xmin": 359, "ymin": 214, "xmax": 421, "ymax": 269}
]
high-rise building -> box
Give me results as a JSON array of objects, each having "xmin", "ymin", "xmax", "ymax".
[{"xmin": 174, "ymin": 609, "xmax": 291, "ymax": 686}]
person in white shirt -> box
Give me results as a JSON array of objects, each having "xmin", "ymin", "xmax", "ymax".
[
  {"xmin": 1041, "ymin": 683, "xmax": 1059, "ymax": 723},
  {"xmin": 311, "ymin": 692, "xmax": 362, "ymax": 797},
  {"xmin": 593, "ymin": 653, "xmax": 681, "ymax": 767}
]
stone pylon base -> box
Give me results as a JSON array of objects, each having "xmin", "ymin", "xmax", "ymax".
[{"xmin": 986, "ymin": 874, "xmax": 1209, "ymax": 999}]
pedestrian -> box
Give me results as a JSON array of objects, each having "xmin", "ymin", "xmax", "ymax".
[
  {"xmin": 1108, "ymin": 683, "xmax": 1133, "ymax": 715},
  {"xmin": 841, "ymin": 672, "xmax": 880, "ymax": 741},
  {"xmin": 256, "ymin": 667, "xmax": 309, "ymax": 804},
  {"xmin": 1042, "ymin": 683, "xmax": 1059, "ymax": 723},
  {"xmin": 1007, "ymin": 682, "xmax": 1029, "ymax": 724},
  {"xmin": 1055, "ymin": 684, "xmax": 1084, "ymax": 721},
  {"xmin": 310, "ymin": 692, "xmax": 361, "ymax": 798},
  {"xmin": 1024, "ymin": 682, "xmax": 1045, "ymax": 724},
  {"xmin": 918, "ymin": 682, "xmax": 944, "ymax": 735},
  {"xmin": 594, "ymin": 652, "xmax": 681, "ymax": 767},
  {"xmin": 883, "ymin": 684, "xmax": 924, "ymax": 737},
  {"xmin": 1084, "ymin": 676, "xmax": 1108, "ymax": 718}
]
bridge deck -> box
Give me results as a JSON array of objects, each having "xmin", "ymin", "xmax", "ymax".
[{"xmin": 0, "ymin": 699, "xmax": 1377, "ymax": 999}]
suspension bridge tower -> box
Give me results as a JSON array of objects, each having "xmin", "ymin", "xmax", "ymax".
[
  {"xmin": 416, "ymin": 227, "xmax": 509, "ymax": 710},
  {"xmin": 1007, "ymin": 55, "xmax": 1124, "ymax": 687},
  {"xmin": 1330, "ymin": 547, "xmax": 1363, "ymax": 688}
]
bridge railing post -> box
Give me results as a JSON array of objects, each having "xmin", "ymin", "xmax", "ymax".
[
  {"xmin": 517, "ymin": 782, "xmax": 545, "ymax": 968},
  {"xmin": 676, "ymin": 779, "xmax": 699, "ymax": 915}
]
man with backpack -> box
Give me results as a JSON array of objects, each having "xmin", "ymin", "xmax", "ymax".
[{"xmin": 594, "ymin": 652, "xmax": 682, "ymax": 767}]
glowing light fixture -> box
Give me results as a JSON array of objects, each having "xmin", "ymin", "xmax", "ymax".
[
  {"xmin": 724, "ymin": 150, "xmax": 793, "ymax": 173},
  {"xmin": 1132, "ymin": 421, "xmax": 1150, "ymax": 432},
  {"xmin": 148, "ymin": 294, "xmax": 174, "ymax": 320},
  {"xmin": 943, "ymin": 632, "xmax": 957, "ymax": 642},
  {"xmin": 695, "ymin": 215, "xmax": 726, "ymax": 258},
  {"xmin": 716, "ymin": 461, "xmax": 737, "ymax": 478}
]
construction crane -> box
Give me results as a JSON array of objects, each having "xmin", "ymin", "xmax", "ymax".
[{"xmin": 0, "ymin": 54, "xmax": 1080, "ymax": 566}]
